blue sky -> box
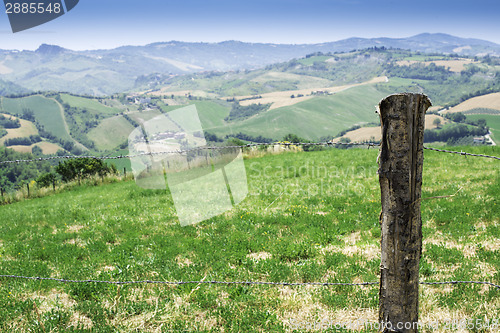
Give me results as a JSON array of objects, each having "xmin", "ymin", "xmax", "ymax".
[{"xmin": 1, "ymin": 0, "xmax": 500, "ymax": 50}]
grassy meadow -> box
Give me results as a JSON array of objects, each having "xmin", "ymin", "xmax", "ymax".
[
  {"xmin": 0, "ymin": 146, "xmax": 499, "ymax": 332},
  {"xmin": 59, "ymin": 94, "xmax": 121, "ymax": 116},
  {"xmin": 88, "ymin": 116, "xmax": 135, "ymax": 151}
]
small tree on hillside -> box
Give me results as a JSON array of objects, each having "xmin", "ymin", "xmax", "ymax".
[{"xmin": 56, "ymin": 158, "xmax": 116, "ymax": 184}]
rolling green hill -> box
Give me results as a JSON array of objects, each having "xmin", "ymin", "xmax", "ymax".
[
  {"xmin": 201, "ymin": 84, "xmax": 385, "ymax": 140},
  {"xmin": 1, "ymin": 47, "xmax": 500, "ymax": 155},
  {"xmin": 0, "ymin": 95, "xmax": 72, "ymax": 141}
]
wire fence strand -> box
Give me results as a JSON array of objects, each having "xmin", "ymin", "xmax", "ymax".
[
  {"xmin": 0, "ymin": 142, "xmax": 498, "ymax": 165},
  {"xmin": 0, "ymin": 141, "xmax": 373, "ymax": 165},
  {"xmin": 423, "ymin": 146, "xmax": 500, "ymax": 160},
  {"xmin": 0, "ymin": 275, "xmax": 499, "ymax": 290}
]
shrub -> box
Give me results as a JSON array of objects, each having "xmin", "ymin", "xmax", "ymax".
[
  {"xmin": 0, "ymin": 115, "xmax": 21, "ymax": 129},
  {"xmin": 36, "ymin": 172, "xmax": 58, "ymax": 188},
  {"xmin": 55, "ymin": 158, "xmax": 116, "ymax": 183}
]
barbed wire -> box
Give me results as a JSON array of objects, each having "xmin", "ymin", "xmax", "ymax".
[
  {"xmin": 0, "ymin": 142, "xmax": 377, "ymax": 165},
  {"xmin": 423, "ymin": 146, "xmax": 500, "ymax": 160},
  {"xmin": 0, "ymin": 141, "xmax": 498, "ymax": 165},
  {"xmin": 0, "ymin": 275, "xmax": 498, "ymax": 290},
  {"xmin": 420, "ymin": 281, "xmax": 500, "ymax": 289}
]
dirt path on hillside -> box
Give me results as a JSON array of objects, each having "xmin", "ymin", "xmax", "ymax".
[{"xmin": 485, "ymin": 132, "xmax": 496, "ymax": 146}]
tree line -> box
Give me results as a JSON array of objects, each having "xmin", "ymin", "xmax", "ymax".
[
  {"xmin": 0, "ymin": 115, "xmax": 21, "ymax": 129},
  {"xmin": 0, "ymin": 148, "xmax": 51, "ymax": 191},
  {"xmin": 385, "ymin": 62, "xmax": 452, "ymax": 82},
  {"xmin": 224, "ymin": 102, "xmax": 271, "ymax": 122},
  {"xmin": 0, "ymin": 147, "xmax": 118, "ymax": 193},
  {"xmin": 4, "ymin": 135, "xmax": 42, "ymax": 147}
]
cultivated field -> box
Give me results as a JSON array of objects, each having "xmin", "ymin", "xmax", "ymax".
[
  {"xmin": 446, "ymin": 93, "xmax": 500, "ymax": 114},
  {"xmin": 5, "ymin": 142, "xmax": 61, "ymax": 155},
  {"xmin": 0, "ymin": 113, "xmax": 38, "ymax": 147},
  {"xmin": 35, "ymin": 142, "xmax": 63, "ymax": 155},
  {"xmin": 424, "ymin": 114, "xmax": 448, "ymax": 129},
  {"xmin": 0, "ymin": 147, "xmax": 498, "ymax": 332},
  {"xmin": 333, "ymin": 127, "xmax": 382, "ymax": 143}
]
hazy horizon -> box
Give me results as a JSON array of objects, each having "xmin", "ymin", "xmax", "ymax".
[
  {"xmin": 1, "ymin": 0, "xmax": 500, "ymax": 51},
  {"xmin": 3, "ymin": 32, "xmax": 500, "ymax": 53}
]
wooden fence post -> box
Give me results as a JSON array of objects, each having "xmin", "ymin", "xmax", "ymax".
[
  {"xmin": 378, "ymin": 93, "xmax": 431, "ymax": 333},
  {"xmin": 1, "ymin": 187, "xmax": 4, "ymax": 198},
  {"xmin": 26, "ymin": 183, "xmax": 30, "ymax": 197}
]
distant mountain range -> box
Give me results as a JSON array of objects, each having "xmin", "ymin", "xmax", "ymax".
[{"xmin": 1, "ymin": 33, "xmax": 499, "ymax": 95}]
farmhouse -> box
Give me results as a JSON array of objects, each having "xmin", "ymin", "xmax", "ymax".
[
  {"xmin": 136, "ymin": 97, "xmax": 151, "ymax": 104},
  {"xmin": 473, "ymin": 136, "xmax": 485, "ymax": 144}
]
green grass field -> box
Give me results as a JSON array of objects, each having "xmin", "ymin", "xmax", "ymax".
[
  {"xmin": 466, "ymin": 114, "xmax": 500, "ymax": 144},
  {"xmin": 0, "ymin": 95, "xmax": 73, "ymax": 141},
  {"xmin": 88, "ymin": 116, "xmax": 135, "ymax": 151},
  {"xmin": 59, "ymin": 94, "xmax": 121, "ymax": 116},
  {"xmin": 157, "ymin": 100, "xmax": 231, "ymax": 131},
  {"xmin": 0, "ymin": 146, "xmax": 498, "ymax": 331},
  {"xmin": 195, "ymin": 101, "xmax": 230, "ymax": 131}
]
